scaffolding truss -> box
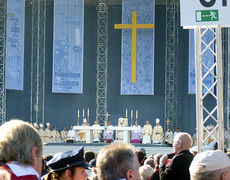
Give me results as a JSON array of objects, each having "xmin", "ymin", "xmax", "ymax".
[
  {"xmin": 0, "ymin": 0, "xmax": 7, "ymax": 125},
  {"xmin": 195, "ymin": 26, "xmax": 224, "ymax": 152},
  {"xmin": 30, "ymin": 0, "xmax": 46, "ymax": 125},
  {"xmin": 164, "ymin": 0, "xmax": 179, "ymax": 130},
  {"xmin": 96, "ymin": 0, "xmax": 108, "ymax": 125}
]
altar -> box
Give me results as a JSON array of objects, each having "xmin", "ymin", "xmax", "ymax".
[{"xmin": 73, "ymin": 126, "xmax": 140, "ymax": 143}]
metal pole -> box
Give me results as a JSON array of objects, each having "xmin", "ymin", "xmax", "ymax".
[
  {"xmin": 195, "ymin": 27, "xmax": 203, "ymax": 153},
  {"xmin": 216, "ymin": 26, "xmax": 224, "ymax": 151}
]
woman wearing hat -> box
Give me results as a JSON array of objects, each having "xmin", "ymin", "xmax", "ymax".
[{"xmin": 43, "ymin": 146, "xmax": 89, "ymax": 180}]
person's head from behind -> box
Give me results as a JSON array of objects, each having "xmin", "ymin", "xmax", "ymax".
[
  {"xmin": 153, "ymin": 154, "xmax": 163, "ymax": 167},
  {"xmin": 135, "ymin": 150, "xmax": 146, "ymax": 166},
  {"xmin": 0, "ymin": 119, "xmax": 43, "ymax": 175},
  {"xmin": 190, "ymin": 150, "xmax": 230, "ymax": 180},
  {"xmin": 173, "ymin": 132, "xmax": 192, "ymax": 154},
  {"xmin": 46, "ymin": 146, "xmax": 89, "ymax": 180},
  {"xmin": 84, "ymin": 150, "xmax": 95, "ymax": 163},
  {"xmin": 139, "ymin": 165, "xmax": 154, "ymax": 180},
  {"xmin": 97, "ymin": 143, "xmax": 141, "ymax": 180},
  {"xmin": 144, "ymin": 158, "xmax": 155, "ymax": 169}
]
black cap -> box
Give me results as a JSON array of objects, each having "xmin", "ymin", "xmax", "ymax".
[{"xmin": 47, "ymin": 146, "xmax": 89, "ymax": 172}]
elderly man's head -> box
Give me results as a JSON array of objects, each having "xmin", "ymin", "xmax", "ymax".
[
  {"xmin": 0, "ymin": 119, "xmax": 43, "ymax": 175},
  {"xmin": 190, "ymin": 150, "xmax": 230, "ymax": 180},
  {"xmin": 97, "ymin": 143, "xmax": 141, "ymax": 180},
  {"xmin": 173, "ymin": 132, "xmax": 193, "ymax": 154}
]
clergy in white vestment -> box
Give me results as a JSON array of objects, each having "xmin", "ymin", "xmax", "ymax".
[
  {"xmin": 142, "ymin": 121, "xmax": 152, "ymax": 144},
  {"xmin": 33, "ymin": 122, "xmax": 39, "ymax": 130},
  {"xmin": 173, "ymin": 127, "xmax": 181, "ymax": 138},
  {"xmin": 79, "ymin": 119, "xmax": 88, "ymax": 142},
  {"xmin": 67, "ymin": 125, "xmax": 77, "ymax": 143},
  {"xmin": 45, "ymin": 122, "xmax": 54, "ymax": 143},
  {"xmin": 38, "ymin": 123, "xmax": 46, "ymax": 143},
  {"xmin": 52, "ymin": 126, "xmax": 61, "ymax": 143},
  {"xmin": 92, "ymin": 120, "xmax": 102, "ymax": 143},
  {"xmin": 164, "ymin": 127, "xmax": 173, "ymax": 145},
  {"xmin": 131, "ymin": 121, "xmax": 142, "ymax": 143},
  {"xmin": 61, "ymin": 126, "xmax": 68, "ymax": 142},
  {"xmin": 116, "ymin": 118, "xmax": 128, "ymax": 142},
  {"xmin": 104, "ymin": 121, "xmax": 114, "ymax": 143},
  {"xmin": 152, "ymin": 118, "xmax": 164, "ymax": 144}
]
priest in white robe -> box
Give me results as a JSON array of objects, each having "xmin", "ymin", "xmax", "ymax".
[
  {"xmin": 152, "ymin": 118, "xmax": 164, "ymax": 144},
  {"xmin": 164, "ymin": 127, "xmax": 173, "ymax": 145},
  {"xmin": 92, "ymin": 120, "xmax": 102, "ymax": 143},
  {"xmin": 67, "ymin": 125, "xmax": 77, "ymax": 143},
  {"xmin": 38, "ymin": 123, "xmax": 46, "ymax": 143},
  {"xmin": 131, "ymin": 121, "xmax": 142, "ymax": 143},
  {"xmin": 45, "ymin": 122, "xmax": 54, "ymax": 143},
  {"xmin": 104, "ymin": 121, "xmax": 114, "ymax": 143},
  {"xmin": 142, "ymin": 121, "xmax": 152, "ymax": 144}
]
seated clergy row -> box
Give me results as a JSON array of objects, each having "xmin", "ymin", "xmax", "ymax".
[{"xmin": 34, "ymin": 118, "xmax": 181, "ymax": 144}]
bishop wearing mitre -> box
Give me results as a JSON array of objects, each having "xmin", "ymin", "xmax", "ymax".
[{"xmin": 152, "ymin": 118, "xmax": 164, "ymax": 144}]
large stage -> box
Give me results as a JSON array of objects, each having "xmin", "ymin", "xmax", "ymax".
[{"xmin": 43, "ymin": 143, "xmax": 173, "ymax": 156}]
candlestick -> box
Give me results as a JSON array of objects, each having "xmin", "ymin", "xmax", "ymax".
[
  {"xmin": 83, "ymin": 108, "xmax": 85, "ymax": 118},
  {"xmin": 87, "ymin": 108, "xmax": 89, "ymax": 118},
  {"xmin": 126, "ymin": 109, "xmax": 128, "ymax": 118},
  {"xmin": 78, "ymin": 109, "xmax": 80, "ymax": 118},
  {"xmin": 131, "ymin": 109, "xmax": 133, "ymax": 119},
  {"xmin": 136, "ymin": 110, "xmax": 138, "ymax": 120}
]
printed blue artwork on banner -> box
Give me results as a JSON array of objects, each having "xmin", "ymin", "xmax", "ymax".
[
  {"xmin": 121, "ymin": 0, "xmax": 155, "ymax": 95},
  {"xmin": 189, "ymin": 29, "xmax": 214, "ymax": 94},
  {"xmin": 6, "ymin": 0, "xmax": 25, "ymax": 90},
  {"xmin": 53, "ymin": 0, "xmax": 84, "ymax": 93}
]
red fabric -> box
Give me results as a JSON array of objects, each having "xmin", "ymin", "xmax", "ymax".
[{"xmin": 0, "ymin": 164, "xmax": 38, "ymax": 180}]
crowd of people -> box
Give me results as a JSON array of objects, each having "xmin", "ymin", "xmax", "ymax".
[{"xmin": 0, "ymin": 119, "xmax": 230, "ymax": 180}]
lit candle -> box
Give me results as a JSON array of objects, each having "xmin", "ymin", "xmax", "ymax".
[
  {"xmin": 131, "ymin": 109, "xmax": 133, "ymax": 119},
  {"xmin": 126, "ymin": 109, "xmax": 128, "ymax": 117},
  {"xmin": 87, "ymin": 108, "xmax": 89, "ymax": 118},
  {"xmin": 83, "ymin": 108, "xmax": 85, "ymax": 118},
  {"xmin": 136, "ymin": 110, "xmax": 138, "ymax": 119}
]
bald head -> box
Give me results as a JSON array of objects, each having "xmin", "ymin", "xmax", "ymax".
[{"xmin": 173, "ymin": 132, "xmax": 193, "ymax": 154}]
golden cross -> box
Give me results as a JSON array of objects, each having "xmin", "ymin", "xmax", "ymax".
[{"xmin": 114, "ymin": 11, "xmax": 155, "ymax": 83}]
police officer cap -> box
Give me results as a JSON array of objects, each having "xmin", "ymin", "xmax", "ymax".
[{"xmin": 47, "ymin": 146, "xmax": 89, "ymax": 171}]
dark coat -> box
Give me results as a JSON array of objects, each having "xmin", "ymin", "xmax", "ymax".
[{"xmin": 159, "ymin": 150, "xmax": 194, "ymax": 180}]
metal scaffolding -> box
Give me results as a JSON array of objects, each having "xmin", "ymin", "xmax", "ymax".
[
  {"xmin": 195, "ymin": 26, "xmax": 224, "ymax": 152},
  {"xmin": 96, "ymin": 0, "xmax": 108, "ymax": 125},
  {"xmin": 164, "ymin": 0, "xmax": 179, "ymax": 130},
  {"xmin": 30, "ymin": 0, "xmax": 46, "ymax": 125},
  {"xmin": 0, "ymin": 0, "xmax": 7, "ymax": 125}
]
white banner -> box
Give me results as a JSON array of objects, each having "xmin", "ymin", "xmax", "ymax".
[{"xmin": 6, "ymin": 0, "xmax": 25, "ymax": 90}]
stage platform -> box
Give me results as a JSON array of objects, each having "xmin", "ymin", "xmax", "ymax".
[{"xmin": 43, "ymin": 143, "xmax": 173, "ymax": 156}]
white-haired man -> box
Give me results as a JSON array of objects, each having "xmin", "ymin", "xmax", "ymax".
[
  {"xmin": 97, "ymin": 143, "xmax": 141, "ymax": 180},
  {"xmin": 0, "ymin": 119, "xmax": 43, "ymax": 179},
  {"xmin": 189, "ymin": 150, "xmax": 230, "ymax": 180},
  {"xmin": 39, "ymin": 123, "xmax": 46, "ymax": 143},
  {"xmin": 159, "ymin": 132, "xmax": 194, "ymax": 180}
]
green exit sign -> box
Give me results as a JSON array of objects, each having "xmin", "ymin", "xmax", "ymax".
[{"xmin": 196, "ymin": 10, "xmax": 219, "ymax": 22}]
